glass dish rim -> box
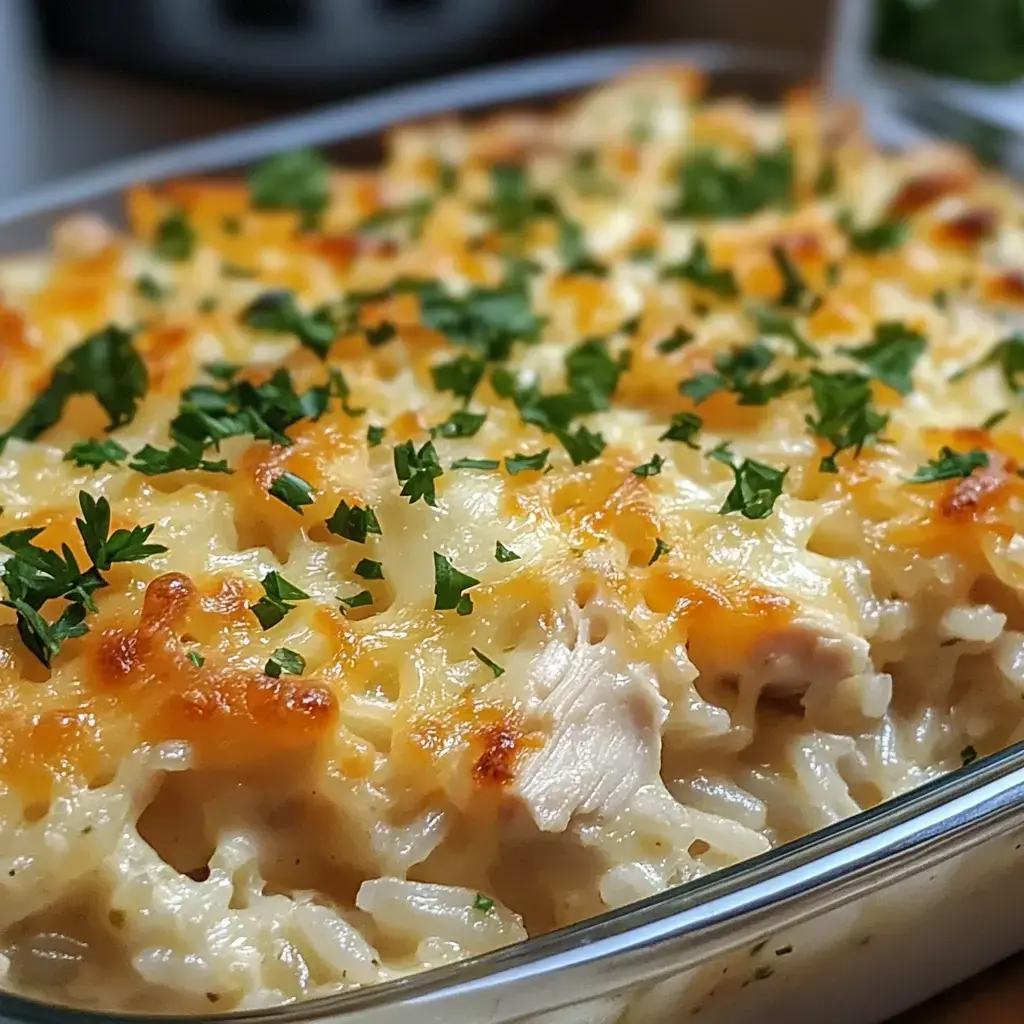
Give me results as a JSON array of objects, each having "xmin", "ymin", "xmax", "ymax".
[{"xmin": 0, "ymin": 41, "xmax": 1020, "ymax": 1024}]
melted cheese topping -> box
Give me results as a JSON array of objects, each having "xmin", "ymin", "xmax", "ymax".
[{"xmin": 0, "ymin": 66, "xmax": 1022, "ymax": 1012}]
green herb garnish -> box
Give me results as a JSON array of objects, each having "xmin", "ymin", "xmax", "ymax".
[
  {"xmin": 632, "ymin": 453, "xmax": 665, "ymax": 478},
  {"xmin": 668, "ymin": 147, "xmax": 793, "ymax": 220},
  {"xmin": 714, "ymin": 450, "xmax": 788, "ymax": 519},
  {"xmin": 432, "ymin": 409, "xmax": 487, "ymax": 439},
  {"xmin": 471, "ymin": 650, "xmax": 505, "ymax": 679},
  {"xmin": 907, "ymin": 447, "xmax": 989, "ymax": 484},
  {"xmin": 268, "ymin": 471, "xmax": 316, "ymax": 513},
  {"xmin": 354, "ymin": 558, "xmax": 384, "ymax": 580},
  {"xmin": 806, "ymin": 371, "xmax": 889, "ymax": 473},
  {"xmin": 451, "ymin": 457, "xmax": 499, "ymax": 471},
  {"xmin": 505, "ymin": 449, "xmax": 550, "ymax": 475},
  {"xmin": 840, "ymin": 211, "xmax": 909, "ymax": 254},
  {"xmin": 661, "ymin": 239, "xmax": 738, "ymax": 297},
  {"xmin": 495, "ymin": 541, "xmax": 520, "ymax": 563},
  {"xmin": 265, "ymin": 648, "xmax": 306, "ymax": 678},
  {"xmin": 153, "ymin": 210, "xmax": 195, "ymax": 261},
  {"xmin": 64, "ymin": 438, "xmax": 129, "ymax": 470},
  {"xmin": 394, "ymin": 439, "xmax": 444, "ymax": 506},
  {"xmin": 649, "ymin": 538, "xmax": 671, "ymax": 565},
  {"xmin": 473, "ymin": 891, "xmax": 497, "ymax": 912},
  {"xmin": 433, "ymin": 552, "xmax": 479, "ymax": 615},
  {"xmin": 659, "ymin": 411, "xmax": 703, "ymax": 448},
  {"xmin": 556, "ymin": 425, "xmax": 606, "ymax": 465},
  {"xmin": 431, "ymin": 354, "xmax": 485, "ymax": 402},
  {"xmin": 248, "ymin": 148, "xmax": 331, "ymax": 229},
  {"xmin": 325, "ymin": 500, "xmax": 382, "ymax": 543},
  {"xmin": 656, "ymin": 327, "xmax": 695, "ymax": 355},
  {"xmin": 366, "ymin": 424, "xmax": 386, "ymax": 447},
  {"xmin": 842, "ymin": 321, "xmax": 927, "ymax": 395},
  {"xmin": 240, "ymin": 290, "xmax": 337, "ymax": 360},
  {"xmin": 250, "ymin": 571, "xmax": 310, "ymax": 630}
]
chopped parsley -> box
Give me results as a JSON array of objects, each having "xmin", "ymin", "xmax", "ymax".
[
  {"xmin": 366, "ymin": 424, "xmax": 386, "ymax": 447},
  {"xmin": 268, "ymin": 471, "xmax": 316, "ymax": 513},
  {"xmin": 770, "ymin": 244, "xmax": 817, "ymax": 312},
  {"xmin": 339, "ymin": 589, "xmax": 374, "ymax": 610},
  {"xmin": 365, "ymin": 322, "xmax": 397, "ymax": 347},
  {"xmin": 952, "ymin": 334, "xmax": 1024, "ymax": 394},
  {"xmin": 250, "ymin": 571, "xmax": 310, "ymax": 630},
  {"xmin": 64, "ymin": 438, "xmax": 129, "ymax": 470},
  {"xmin": 668, "ymin": 146, "xmax": 793, "ymax": 220},
  {"xmin": 432, "ymin": 409, "xmax": 487, "ymax": 439},
  {"xmin": 754, "ymin": 307, "xmax": 819, "ymax": 359},
  {"xmin": 153, "ymin": 210, "xmax": 195, "ymax": 261},
  {"xmin": 632, "ymin": 453, "xmax": 665, "ymax": 478},
  {"xmin": 418, "ymin": 277, "xmax": 545, "ymax": 362},
  {"xmin": 806, "ymin": 371, "xmax": 889, "ymax": 473},
  {"xmin": 0, "ymin": 325, "xmax": 147, "ymax": 453},
  {"xmin": 907, "ymin": 447, "xmax": 989, "ymax": 484},
  {"xmin": 661, "ymin": 240, "xmax": 738, "ymax": 298},
  {"xmin": 505, "ymin": 449, "xmax": 549, "ymax": 475},
  {"xmin": 472, "ymin": 649, "xmax": 505, "ymax": 679},
  {"xmin": 133, "ymin": 366, "xmax": 346, "ymax": 476},
  {"xmin": 842, "ymin": 321, "xmax": 927, "ymax": 395},
  {"xmin": 983, "ymin": 409, "xmax": 1009, "ymax": 431},
  {"xmin": 714, "ymin": 449, "xmax": 788, "ymax": 520},
  {"xmin": 357, "ymin": 197, "xmax": 432, "ymax": 239},
  {"xmin": 472, "ymin": 891, "xmax": 497, "ymax": 912},
  {"xmin": 0, "ymin": 491, "xmax": 166, "ymax": 666},
  {"xmin": 656, "ymin": 327, "xmax": 695, "ymax": 355},
  {"xmin": 265, "ymin": 648, "xmax": 305, "ymax": 678},
  {"xmin": 432, "ymin": 552, "xmax": 479, "ymax": 615},
  {"xmin": 451, "ymin": 457, "xmax": 499, "ymax": 471},
  {"xmin": 354, "ymin": 558, "xmax": 384, "ymax": 580},
  {"xmin": 840, "ymin": 211, "xmax": 909, "ymax": 254},
  {"xmin": 659, "ymin": 411, "xmax": 703, "ymax": 448},
  {"xmin": 649, "ymin": 538, "xmax": 671, "ymax": 565},
  {"xmin": 248, "ymin": 148, "xmax": 331, "ymax": 229},
  {"xmin": 486, "ymin": 164, "xmax": 558, "ymax": 234},
  {"xmin": 325, "ymin": 500, "xmax": 382, "ymax": 543},
  {"xmin": 431, "ymin": 354, "xmax": 485, "ymax": 402},
  {"xmin": 679, "ymin": 343, "xmax": 798, "ymax": 407},
  {"xmin": 135, "ymin": 274, "xmax": 166, "ymax": 302},
  {"xmin": 394, "ymin": 439, "xmax": 444, "ymax": 506},
  {"xmin": 186, "ymin": 650, "xmax": 205, "ymax": 668},
  {"xmin": 240, "ymin": 291, "xmax": 337, "ymax": 360},
  {"xmin": 559, "ymin": 217, "xmax": 607, "ymax": 277},
  {"xmin": 495, "ymin": 541, "xmax": 520, "ymax": 563},
  {"xmin": 556, "ymin": 425, "xmax": 606, "ymax": 465}
]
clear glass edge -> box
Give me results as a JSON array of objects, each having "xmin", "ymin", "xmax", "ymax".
[{"xmin": 0, "ymin": 41, "xmax": 1013, "ymax": 1024}]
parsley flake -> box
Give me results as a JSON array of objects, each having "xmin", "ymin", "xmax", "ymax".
[
  {"xmin": 135, "ymin": 274, "xmax": 166, "ymax": 302},
  {"xmin": 473, "ymin": 891, "xmax": 497, "ymax": 912},
  {"xmin": 431, "ymin": 355, "xmax": 485, "ymax": 402},
  {"xmin": 907, "ymin": 447, "xmax": 989, "ymax": 484},
  {"xmin": 268, "ymin": 472, "xmax": 316, "ymax": 513},
  {"xmin": 495, "ymin": 541, "xmax": 520, "ymax": 563},
  {"xmin": 842, "ymin": 321, "xmax": 927, "ymax": 395},
  {"xmin": 659, "ymin": 411, "xmax": 703, "ymax": 448},
  {"xmin": 366, "ymin": 424, "xmax": 386, "ymax": 447},
  {"xmin": 186, "ymin": 650, "xmax": 205, "ymax": 668},
  {"xmin": 952, "ymin": 334, "xmax": 1024, "ymax": 394},
  {"xmin": 649, "ymin": 538, "xmax": 671, "ymax": 565},
  {"xmin": 325, "ymin": 500, "xmax": 382, "ymax": 543},
  {"xmin": 240, "ymin": 291, "xmax": 337, "ymax": 360},
  {"xmin": 153, "ymin": 210, "xmax": 195, "ymax": 261},
  {"xmin": 559, "ymin": 217, "xmax": 607, "ymax": 277},
  {"xmin": 451, "ymin": 457, "xmax": 499, "ymax": 471},
  {"xmin": 504, "ymin": 449, "xmax": 549, "ymax": 475},
  {"xmin": 472, "ymin": 649, "xmax": 505, "ymax": 679},
  {"xmin": 340, "ymin": 589, "xmax": 374, "ymax": 611},
  {"xmin": 840, "ymin": 211, "xmax": 909, "ymax": 254},
  {"xmin": 265, "ymin": 648, "xmax": 305, "ymax": 678},
  {"xmin": 0, "ymin": 326, "xmax": 147, "ymax": 452},
  {"xmin": 486, "ymin": 164, "xmax": 558, "ymax": 234},
  {"xmin": 433, "ymin": 552, "xmax": 479, "ymax": 615},
  {"xmin": 556, "ymin": 425, "xmax": 606, "ymax": 465},
  {"xmin": 668, "ymin": 147, "xmax": 793, "ymax": 220},
  {"xmin": 64, "ymin": 438, "xmax": 129, "ymax": 470},
  {"xmin": 716, "ymin": 452, "xmax": 788, "ymax": 520},
  {"xmin": 250, "ymin": 571, "xmax": 309, "ymax": 630},
  {"xmin": 354, "ymin": 558, "xmax": 384, "ymax": 580},
  {"xmin": 754, "ymin": 307, "xmax": 819, "ymax": 359},
  {"xmin": 679, "ymin": 343, "xmax": 798, "ymax": 407},
  {"xmin": 248, "ymin": 148, "xmax": 330, "ymax": 229},
  {"xmin": 394, "ymin": 440, "xmax": 444, "ymax": 506},
  {"xmin": 661, "ymin": 240, "xmax": 738, "ymax": 298},
  {"xmin": 806, "ymin": 371, "xmax": 889, "ymax": 473},
  {"xmin": 770, "ymin": 244, "xmax": 817, "ymax": 312},
  {"xmin": 432, "ymin": 409, "xmax": 486, "ymax": 439},
  {"xmin": 656, "ymin": 327, "xmax": 695, "ymax": 355},
  {"xmin": 365, "ymin": 321, "xmax": 397, "ymax": 347},
  {"xmin": 632, "ymin": 453, "xmax": 665, "ymax": 477}
]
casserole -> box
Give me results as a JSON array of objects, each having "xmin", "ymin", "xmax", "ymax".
[{"xmin": 1, "ymin": 43, "xmax": 1024, "ymax": 1024}]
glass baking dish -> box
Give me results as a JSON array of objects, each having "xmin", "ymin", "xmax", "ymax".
[{"xmin": 1, "ymin": 43, "xmax": 1024, "ymax": 1024}]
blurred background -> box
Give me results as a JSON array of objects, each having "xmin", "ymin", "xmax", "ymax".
[
  {"xmin": 0, "ymin": 0, "xmax": 836, "ymax": 200},
  {"xmin": 4, "ymin": 0, "xmax": 1024, "ymax": 201}
]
